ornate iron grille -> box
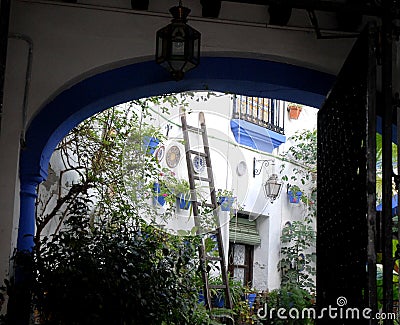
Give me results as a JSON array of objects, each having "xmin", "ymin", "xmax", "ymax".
[
  {"xmin": 232, "ymin": 95, "xmax": 285, "ymax": 134},
  {"xmin": 317, "ymin": 25, "xmax": 377, "ymax": 324}
]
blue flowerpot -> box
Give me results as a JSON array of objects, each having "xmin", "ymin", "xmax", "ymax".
[
  {"xmin": 153, "ymin": 182, "xmax": 165, "ymax": 206},
  {"xmin": 218, "ymin": 196, "xmax": 234, "ymax": 211},
  {"xmin": 198, "ymin": 292, "xmax": 205, "ymax": 305},
  {"xmin": 178, "ymin": 193, "xmax": 191, "ymax": 210},
  {"xmin": 288, "ymin": 191, "xmax": 302, "ymax": 204},
  {"xmin": 143, "ymin": 136, "xmax": 159, "ymax": 154},
  {"xmin": 247, "ymin": 293, "xmax": 257, "ymax": 308},
  {"xmin": 212, "ymin": 294, "xmax": 225, "ymax": 308}
]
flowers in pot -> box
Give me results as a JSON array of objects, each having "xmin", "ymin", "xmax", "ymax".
[
  {"xmin": 171, "ymin": 179, "xmax": 191, "ymax": 210},
  {"xmin": 287, "ymin": 103, "xmax": 303, "ymax": 120},
  {"xmin": 153, "ymin": 182, "xmax": 167, "ymax": 206},
  {"xmin": 287, "ymin": 185, "xmax": 303, "ymax": 204},
  {"xmin": 243, "ymin": 286, "xmax": 258, "ymax": 308},
  {"xmin": 217, "ymin": 189, "xmax": 235, "ymax": 211},
  {"xmin": 155, "ymin": 170, "xmax": 192, "ymax": 210},
  {"xmin": 142, "ymin": 136, "xmax": 160, "ymax": 155}
]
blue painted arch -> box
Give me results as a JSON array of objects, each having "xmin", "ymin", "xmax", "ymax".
[{"xmin": 18, "ymin": 56, "xmax": 336, "ymax": 251}]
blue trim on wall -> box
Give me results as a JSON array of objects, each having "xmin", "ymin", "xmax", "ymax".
[
  {"xmin": 20, "ymin": 57, "xmax": 334, "ymax": 182},
  {"xmin": 230, "ymin": 119, "xmax": 286, "ymax": 153},
  {"xmin": 18, "ymin": 56, "xmax": 335, "ymax": 251},
  {"xmin": 18, "ymin": 180, "xmax": 40, "ymax": 251}
]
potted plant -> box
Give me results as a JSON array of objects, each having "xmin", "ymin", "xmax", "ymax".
[
  {"xmin": 233, "ymin": 285, "xmax": 259, "ymax": 325},
  {"xmin": 209, "ymin": 276, "xmax": 225, "ymax": 308},
  {"xmin": 172, "ymin": 179, "xmax": 192, "ymax": 210},
  {"xmin": 142, "ymin": 136, "xmax": 160, "ymax": 155},
  {"xmin": 153, "ymin": 171, "xmax": 191, "ymax": 210},
  {"xmin": 287, "ymin": 103, "xmax": 303, "ymax": 120},
  {"xmin": 287, "ymin": 185, "xmax": 302, "ymax": 204},
  {"xmin": 243, "ymin": 286, "xmax": 258, "ymax": 308},
  {"xmin": 217, "ymin": 189, "xmax": 235, "ymax": 211},
  {"xmin": 152, "ymin": 182, "xmax": 166, "ymax": 206}
]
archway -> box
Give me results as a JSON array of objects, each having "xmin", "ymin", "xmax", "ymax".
[{"xmin": 18, "ymin": 56, "xmax": 335, "ymax": 251}]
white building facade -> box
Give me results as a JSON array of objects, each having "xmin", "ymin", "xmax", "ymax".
[{"xmin": 119, "ymin": 92, "xmax": 317, "ymax": 290}]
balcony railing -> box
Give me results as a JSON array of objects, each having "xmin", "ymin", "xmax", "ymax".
[{"xmin": 232, "ymin": 95, "xmax": 285, "ymax": 135}]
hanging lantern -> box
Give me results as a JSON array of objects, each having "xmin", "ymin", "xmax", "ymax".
[
  {"xmin": 264, "ymin": 173, "xmax": 282, "ymax": 202},
  {"xmin": 155, "ymin": 1, "xmax": 201, "ymax": 81}
]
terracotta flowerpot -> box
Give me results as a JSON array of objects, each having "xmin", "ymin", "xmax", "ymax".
[{"xmin": 288, "ymin": 105, "xmax": 302, "ymax": 119}]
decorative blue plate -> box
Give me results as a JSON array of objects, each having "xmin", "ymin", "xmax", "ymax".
[
  {"xmin": 154, "ymin": 145, "xmax": 165, "ymax": 162},
  {"xmin": 192, "ymin": 155, "xmax": 206, "ymax": 173},
  {"xmin": 166, "ymin": 145, "xmax": 180, "ymax": 168}
]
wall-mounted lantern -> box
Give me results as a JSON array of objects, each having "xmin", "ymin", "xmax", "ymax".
[
  {"xmin": 155, "ymin": 1, "xmax": 201, "ymax": 81},
  {"xmin": 253, "ymin": 157, "xmax": 282, "ymax": 202}
]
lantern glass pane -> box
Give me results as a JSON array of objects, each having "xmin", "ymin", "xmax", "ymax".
[
  {"xmin": 156, "ymin": 37, "xmax": 164, "ymax": 60},
  {"xmin": 169, "ymin": 60, "xmax": 186, "ymax": 72},
  {"xmin": 272, "ymin": 183, "xmax": 281, "ymax": 196},
  {"xmin": 182, "ymin": 61, "xmax": 195, "ymax": 72},
  {"xmin": 264, "ymin": 176, "xmax": 282, "ymax": 200},
  {"xmin": 171, "ymin": 27, "xmax": 185, "ymax": 56},
  {"xmin": 172, "ymin": 40, "xmax": 185, "ymax": 56},
  {"xmin": 193, "ymin": 38, "xmax": 200, "ymax": 60}
]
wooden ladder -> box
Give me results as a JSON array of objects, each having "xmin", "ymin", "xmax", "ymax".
[{"xmin": 180, "ymin": 108, "xmax": 233, "ymax": 319}]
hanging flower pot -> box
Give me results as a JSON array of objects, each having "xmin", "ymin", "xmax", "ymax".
[
  {"xmin": 218, "ymin": 196, "xmax": 235, "ymax": 211},
  {"xmin": 246, "ymin": 293, "xmax": 257, "ymax": 308},
  {"xmin": 177, "ymin": 193, "xmax": 191, "ymax": 210},
  {"xmin": 288, "ymin": 190, "xmax": 302, "ymax": 204},
  {"xmin": 153, "ymin": 182, "xmax": 166, "ymax": 206},
  {"xmin": 287, "ymin": 104, "xmax": 303, "ymax": 120},
  {"xmin": 142, "ymin": 136, "xmax": 160, "ymax": 154}
]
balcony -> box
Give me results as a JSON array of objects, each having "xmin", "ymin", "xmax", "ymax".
[
  {"xmin": 230, "ymin": 95, "xmax": 286, "ymax": 153},
  {"xmin": 232, "ymin": 95, "xmax": 285, "ymax": 134}
]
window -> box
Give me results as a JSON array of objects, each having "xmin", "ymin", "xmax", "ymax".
[{"xmin": 228, "ymin": 243, "xmax": 254, "ymax": 286}]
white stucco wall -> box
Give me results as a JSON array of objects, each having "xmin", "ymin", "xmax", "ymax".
[{"xmin": 143, "ymin": 92, "xmax": 317, "ymax": 290}]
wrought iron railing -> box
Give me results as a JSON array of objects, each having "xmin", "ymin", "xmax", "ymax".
[{"xmin": 232, "ymin": 95, "xmax": 285, "ymax": 134}]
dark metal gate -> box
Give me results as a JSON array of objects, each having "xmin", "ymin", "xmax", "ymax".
[{"xmin": 317, "ymin": 25, "xmax": 377, "ymax": 324}]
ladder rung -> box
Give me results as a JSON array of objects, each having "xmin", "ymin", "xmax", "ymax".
[
  {"xmin": 194, "ymin": 175, "xmax": 212, "ymax": 182},
  {"xmin": 204, "ymin": 256, "xmax": 222, "ymax": 261},
  {"xmin": 189, "ymin": 150, "xmax": 207, "ymax": 157},
  {"xmin": 186, "ymin": 125, "xmax": 204, "ymax": 133},
  {"xmin": 209, "ymin": 285, "xmax": 228, "ymax": 289}
]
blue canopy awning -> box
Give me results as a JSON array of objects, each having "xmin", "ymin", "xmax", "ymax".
[{"xmin": 230, "ymin": 119, "xmax": 286, "ymax": 153}]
